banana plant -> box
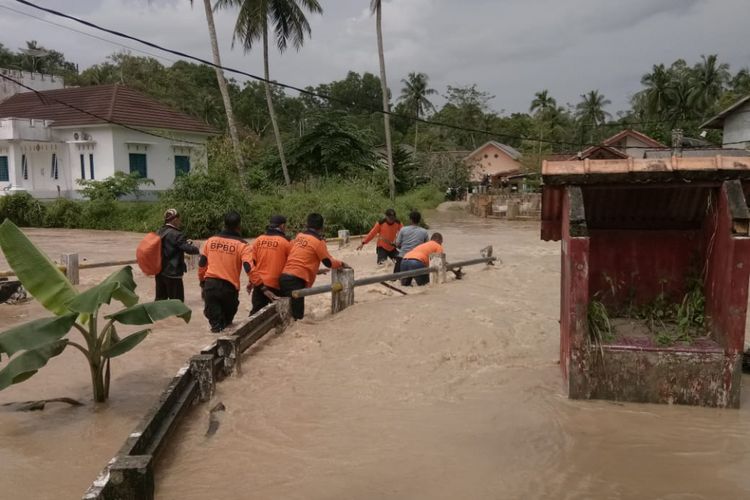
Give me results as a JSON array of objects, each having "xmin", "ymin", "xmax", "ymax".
[{"xmin": 0, "ymin": 219, "xmax": 191, "ymax": 403}]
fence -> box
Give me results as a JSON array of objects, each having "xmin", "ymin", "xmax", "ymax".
[
  {"xmin": 79, "ymin": 245, "xmax": 497, "ymax": 499},
  {"xmin": 469, "ymin": 192, "xmax": 541, "ymax": 219}
]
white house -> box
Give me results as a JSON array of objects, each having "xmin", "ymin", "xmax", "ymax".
[
  {"xmin": 701, "ymin": 95, "xmax": 750, "ymax": 149},
  {"xmin": 0, "ymin": 84, "xmax": 217, "ymax": 199}
]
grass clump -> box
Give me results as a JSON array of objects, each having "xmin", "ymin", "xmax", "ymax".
[{"xmin": 587, "ymin": 299, "xmax": 614, "ymax": 344}]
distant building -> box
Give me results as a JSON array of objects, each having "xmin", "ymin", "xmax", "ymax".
[
  {"xmin": 701, "ymin": 95, "xmax": 750, "ymax": 149},
  {"xmin": 0, "ymin": 84, "xmax": 217, "ymax": 199},
  {"xmin": 464, "ymin": 141, "xmax": 523, "ymax": 182},
  {"xmin": 0, "ymin": 68, "xmax": 64, "ymax": 102},
  {"xmin": 575, "ymin": 129, "xmax": 666, "ymax": 160}
]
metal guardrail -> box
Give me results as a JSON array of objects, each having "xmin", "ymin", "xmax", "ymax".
[{"xmin": 291, "ymin": 255, "xmax": 497, "ymax": 299}]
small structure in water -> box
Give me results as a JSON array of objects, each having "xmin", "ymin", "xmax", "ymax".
[{"xmin": 541, "ymin": 156, "xmax": 750, "ymax": 408}]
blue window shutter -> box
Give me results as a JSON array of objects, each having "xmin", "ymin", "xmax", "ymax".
[
  {"xmin": 80, "ymin": 154, "xmax": 85, "ymax": 179},
  {"xmin": 89, "ymin": 154, "xmax": 95, "ymax": 180},
  {"xmin": 51, "ymin": 154, "xmax": 58, "ymax": 180},
  {"xmin": 174, "ymin": 155, "xmax": 190, "ymax": 177},
  {"xmin": 128, "ymin": 153, "xmax": 147, "ymax": 178},
  {"xmin": 22, "ymin": 154, "xmax": 28, "ymax": 180},
  {"xmin": 0, "ymin": 156, "xmax": 8, "ymax": 182}
]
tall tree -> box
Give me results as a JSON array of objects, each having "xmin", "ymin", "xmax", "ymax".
[
  {"xmin": 399, "ymin": 72, "xmax": 437, "ymax": 152},
  {"xmin": 689, "ymin": 54, "xmax": 730, "ymax": 118},
  {"xmin": 191, "ymin": 0, "xmax": 246, "ymax": 189},
  {"xmin": 218, "ymin": 0, "xmax": 322, "ymax": 187},
  {"xmin": 371, "ymin": 0, "xmax": 396, "ymax": 201},
  {"xmin": 530, "ymin": 90, "xmax": 557, "ymax": 165},
  {"xmin": 575, "ymin": 90, "xmax": 611, "ymax": 143}
]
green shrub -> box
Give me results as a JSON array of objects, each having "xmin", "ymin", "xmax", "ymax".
[
  {"xmin": 44, "ymin": 198, "xmax": 83, "ymax": 228},
  {"xmin": 0, "ymin": 192, "xmax": 46, "ymax": 227}
]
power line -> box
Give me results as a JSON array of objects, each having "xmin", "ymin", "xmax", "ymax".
[
  {"xmin": 0, "ymin": 72, "xmax": 206, "ymax": 146},
  {"xmin": 10, "ymin": 0, "xmax": 750, "ymax": 150},
  {"xmin": 0, "ymin": 3, "xmax": 177, "ymax": 64}
]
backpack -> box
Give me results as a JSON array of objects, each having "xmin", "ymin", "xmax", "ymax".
[{"xmin": 136, "ymin": 232, "xmax": 163, "ymax": 276}]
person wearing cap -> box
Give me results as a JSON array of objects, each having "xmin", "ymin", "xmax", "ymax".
[
  {"xmin": 156, "ymin": 208, "xmax": 199, "ymax": 301},
  {"xmin": 198, "ymin": 211, "xmax": 253, "ymax": 333},
  {"xmin": 279, "ymin": 213, "xmax": 350, "ymax": 320},
  {"xmin": 400, "ymin": 232, "xmax": 444, "ymax": 286},
  {"xmin": 357, "ymin": 208, "xmax": 403, "ymax": 265},
  {"xmin": 248, "ymin": 215, "xmax": 292, "ymax": 315}
]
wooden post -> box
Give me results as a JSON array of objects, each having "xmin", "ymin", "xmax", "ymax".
[
  {"xmin": 108, "ymin": 455, "xmax": 154, "ymax": 500},
  {"xmin": 61, "ymin": 253, "xmax": 79, "ymax": 285},
  {"xmin": 189, "ymin": 354, "xmax": 214, "ymax": 402},
  {"xmin": 337, "ymin": 229, "xmax": 350, "ymax": 248},
  {"xmin": 331, "ymin": 267, "xmax": 355, "ymax": 314},
  {"xmin": 430, "ymin": 253, "xmax": 447, "ymax": 286}
]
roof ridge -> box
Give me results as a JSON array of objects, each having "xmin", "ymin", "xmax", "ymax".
[{"xmin": 107, "ymin": 84, "xmax": 119, "ymax": 121}]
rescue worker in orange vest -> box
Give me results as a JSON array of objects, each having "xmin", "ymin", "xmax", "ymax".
[
  {"xmin": 357, "ymin": 208, "xmax": 403, "ymax": 265},
  {"xmin": 400, "ymin": 232, "xmax": 444, "ymax": 286},
  {"xmin": 198, "ymin": 211, "xmax": 253, "ymax": 333},
  {"xmin": 248, "ymin": 214, "xmax": 292, "ymax": 315},
  {"xmin": 279, "ymin": 213, "xmax": 350, "ymax": 320}
]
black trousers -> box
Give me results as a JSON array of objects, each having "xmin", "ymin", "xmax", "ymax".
[
  {"xmin": 279, "ymin": 273, "xmax": 307, "ymax": 320},
  {"xmin": 202, "ymin": 278, "xmax": 239, "ymax": 332},
  {"xmin": 250, "ymin": 285, "xmax": 281, "ymax": 315},
  {"xmin": 155, "ymin": 275, "xmax": 184, "ymax": 301},
  {"xmin": 376, "ymin": 246, "xmax": 399, "ymax": 264}
]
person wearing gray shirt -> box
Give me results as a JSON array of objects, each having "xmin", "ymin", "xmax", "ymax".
[{"xmin": 394, "ymin": 211, "xmax": 429, "ymax": 272}]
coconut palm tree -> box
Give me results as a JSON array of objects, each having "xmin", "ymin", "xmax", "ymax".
[
  {"xmin": 399, "ymin": 72, "xmax": 437, "ymax": 153},
  {"xmin": 217, "ymin": 0, "xmax": 323, "ymax": 187},
  {"xmin": 529, "ymin": 90, "xmax": 556, "ymax": 166},
  {"xmin": 638, "ymin": 63, "xmax": 672, "ymax": 119},
  {"xmin": 689, "ymin": 54, "xmax": 730, "ymax": 117},
  {"xmin": 189, "ymin": 0, "xmax": 245, "ymax": 188},
  {"xmin": 371, "ymin": 0, "xmax": 395, "ymax": 201},
  {"xmin": 575, "ymin": 90, "xmax": 611, "ymax": 143}
]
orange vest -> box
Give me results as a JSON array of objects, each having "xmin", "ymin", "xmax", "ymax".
[
  {"xmin": 404, "ymin": 240, "xmax": 444, "ymax": 266},
  {"xmin": 250, "ymin": 230, "xmax": 291, "ymax": 290},
  {"xmin": 198, "ymin": 232, "xmax": 252, "ymax": 290},
  {"xmin": 282, "ymin": 231, "xmax": 342, "ymax": 288},
  {"xmin": 362, "ymin": 220, "xmax": 403, "ymax": 251}
]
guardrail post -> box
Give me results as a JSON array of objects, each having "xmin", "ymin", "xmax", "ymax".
[
  {"xmin": 61, "ymin": 253, "xmax": 79, "ymax": 285},
  {"xmin": 189, "ymin": 354, "xmax": 214, "ymax": 402},
  {"xmin": 108, "ymin": 455, "xmax": 154, "ymax": 500},
  {"xmin": 337, "ymin": 229, "xmax": 350, "ymax": 248},
  {"xmin": 430, "ymin": 253, "xmax": 447, "ymax": 286},
  {"xmin": 276, "ymin": 298, "xmax": 293, "ymax": 331},
  {"xmin": 216, "ymin": 337, "xmax": 239, "ymax": 377},
  {"xmin": 331, "ymin": 267, "xmax": 355, "ymax": 313}
]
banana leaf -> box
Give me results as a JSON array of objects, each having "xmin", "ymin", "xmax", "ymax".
[
  {"xmin": 106, "ymin": 300, "xmax": 191, "ymax": 325},
  {"xmin": 0, "ymin": 220, "xmax": 77, "ymax": 316},
  {"xmin": 65, "ymin": 267, "xmax": 140, "ymax": 314},
  {"xmin": 102, "ymin": 329, "xmax": 150, "ymax": 358},
  {"xmin": 0, "ymin": 314, "xmax": 77, "ymax": 356},
  {"xmin": 0, "ymin": 340, "xmax": 68, "ymax": 391}
]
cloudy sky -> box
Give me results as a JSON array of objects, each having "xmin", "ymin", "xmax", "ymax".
[{"xmin": 0, "ymin": 0, "xmax": 748, "ymax": 114}]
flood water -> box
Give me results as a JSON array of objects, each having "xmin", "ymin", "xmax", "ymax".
[
  {"xmin": 156, "ymin": 208, "xmax": 750, "ymax": 500},
  {"xmin": 2, "ymin": 211, "xmax": 750, "ymax": 499}
]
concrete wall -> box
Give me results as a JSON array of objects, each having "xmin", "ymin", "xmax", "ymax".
[
  {"xmin": 0, "ymin": 68, "xmax": 64, "ymax": 102},
  {"xmin": 722, "ymin": 102, "xmax": 750, "ymax": 148},
  {"xmin": 111, "ymin": 127, "xmax": 208, "ymax": 191},
  {"xmin": 0, "ymin": 124, "xmax": 209, "ymax": 198}
]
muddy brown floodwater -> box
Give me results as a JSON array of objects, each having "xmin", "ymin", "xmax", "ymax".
[{"xmin": 3, "ymin": 210, "xmax": 750, "ymax": 499}]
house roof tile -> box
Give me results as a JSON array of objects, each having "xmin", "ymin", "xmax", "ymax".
[{"xmin": 0, "ymin": 84, "xmax": 217, "ymax": 135}]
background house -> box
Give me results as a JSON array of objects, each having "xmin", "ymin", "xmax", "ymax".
[
  {"xmin": 701, "ymin": 95, "xmax": 750, "ymax": 149},
  {"xmin": 464, "ymin": 141, "xmax": 523, "ymax": 182},
  {"xmin": 574, "ymin": 129, "xmax": 666, "ymax": 159},
  {"xmin": 0, "ymin": 84, "xmax": 216, "ymax": 199}
]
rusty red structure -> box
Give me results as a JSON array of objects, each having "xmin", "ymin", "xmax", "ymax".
[{"xmin": 542, "ymin": 157, "xmax": 750, "ymax": 408}]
